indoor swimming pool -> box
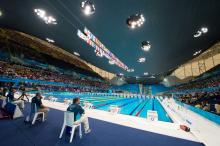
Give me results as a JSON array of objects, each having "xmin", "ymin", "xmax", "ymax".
[{"xmin": 44, "ymin": 92, "xmax": 172, "ymax": 122}]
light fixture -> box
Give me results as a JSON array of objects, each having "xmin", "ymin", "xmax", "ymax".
[
  {"xmin": 194, "ymin": 27, "xmax": 208, "ymax": 38},
  {"xmin": 163, "ymin": 78, "xmax": 168, "ymax": 82},
  {"xmin": 34, "ymin": 9, "xmax": 57, "ymax": 25},
  {"xmin": 144, "ymin": 72, "xmax": 148, "ymax": 75},
  {"xmin": 138, "ymin": 57, "xmax": 146, "ymax": 63},
  {"xmin": 74, "ymin": 52, "xmax": 80, "ymax": 56},
  {"xmin": 127, "ymin": 68, "xmax": 134, "ymax": 72},
  {"xmin": 193, "ymin": 50, "xmax": 201, "ymax": 56},
  {"xmin": 194, "ymin": 31, "xmax": 202, "ymax": 38},
  {"xmin": 94, "ymin": 49, "xmax": 103, "ymax": 57},
  {"xmin": 109, "ymin": 60, "xmax": 115, "ymax": 65},
  {"xmin": 0, "ymin": 10, "xmax": 2, "ymax": 17},
  {"xmin": 81, "ymin": 0, "xmax": 95, "ymax": 15},
  {"xmin": 201, "ymin": 27, "xmax": 208, "ymax": 33},
  {"xmin": 141, "ymin": 41, "xmax": 151, "ymax": 51},
  {"xmin": 46, "ymin": 38, "xmax": 55, "ymax": 43},
  {"xmin": 126, "ymin": 13, "xmax": 145, "ymax": 29},
  {"xmin": 149, "ymin": 75, "xmax": 155, "ymax": 78}
]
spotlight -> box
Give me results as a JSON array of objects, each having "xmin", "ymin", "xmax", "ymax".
[
  {"xmin": 46, "ymin": 38, "xmax": 55, "ymax": 43},
  {"xmin": 201, "ymin": 27, "xmax": 208, "ymax": 33},
  {"xmin": 34, "ymin": 9, "xmax": 57, "ymax": 25},
  {"xmin": 193, "ymin": 50, "xmax": 201, "ymax": 56},
  {"xmin": 141, "ymin": 41, "xmax": 151, "ymax": 51},
  {"xmin": 74, "ymin": 52, "xmax": 80, "ymax": 56},
  {"xmin": 127, "ymin": 68, "xmax": 134, "ymax": 72},
  {"xmin": 119, "ymin": 73, "xmax": 124, "ymax": 76},
  {"xmin": 81, "ymin": 0, "xmax": 95, "ymax": 15},
  {"xmin": 194, "ymin": 31, "xmax": 202, "ymax": 38},
  {"xmin": 109, "ymin": 60, "xmax": 115, "ymax": 65},
  {"xmin": 94, "ymin": 49, "xmax": 103, "ymax": 57},
  {"xmin": 138, "ymin": 57, "xmax": 146, "ymax": 63},
  {"xmin": 126, "ymin": 13, "xmax": 145, "ymax": 29},
  {"xmin": 144, "ymin": 72, "xmax": 148, "ymax": 75},
  {"xmin": 163, "ymin": 78, "xmax": 168, "ymax": 82},
  {"xmin": 193, "ymin": 27, "xmax": 208, "ymax": 38}
]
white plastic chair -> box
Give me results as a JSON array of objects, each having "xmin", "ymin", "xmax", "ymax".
[
  {"xmin": 59, "ymin": 111, "xmax": 82, "ymax": 143},
  {"xmin": 31, "ymin": 103, "xmax": 45, "ymax": 125}
]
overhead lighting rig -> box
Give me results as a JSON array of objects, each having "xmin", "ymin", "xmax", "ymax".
[
  {"xmin": 81, "ymin": 0, "xmax": 95, "ymax": 15},
  {"xmin": 141, "ymin": 41, "xmax": 151, "ymax": 51},
  {"xmin": 34, "ymin": 9, "xmax": 57, "ymax": 25},
  {"xmin": 46, "ymin": 38, "xmax": 55, "ymax": 43},
  {"xmin": 194, "ymin": 27, "xmax": 208, "ymax": 38},
  {"xmin": 138, "ymin": 57, "xmax": 146, "ymax": 63},
  {"xmin": 126, "ymin": 13, "xmax": 145, "ymax": 29}
]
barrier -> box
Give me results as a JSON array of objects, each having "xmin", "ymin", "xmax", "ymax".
[{"xmin": 162, "ymin": 98, "xmax": 220, "ymax": 146}]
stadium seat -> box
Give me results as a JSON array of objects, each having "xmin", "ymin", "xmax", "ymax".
[{"xmin": 59, "ymin": 111, "xmax": 82, "ymax": 143}]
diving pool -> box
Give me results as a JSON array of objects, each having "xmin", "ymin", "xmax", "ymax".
[{"xmin": 44, "ymin": 92, "xmax": 172, "ymax": 123}]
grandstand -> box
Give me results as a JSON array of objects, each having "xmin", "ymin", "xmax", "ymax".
[{"xmin": 0, "ymin": 1, "xmax": 220, "ymax": 146}]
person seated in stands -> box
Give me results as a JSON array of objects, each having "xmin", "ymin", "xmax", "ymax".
[
  {"xmin": 195, "ymin": 103, "xmax": 202, "ymax": 109},
  {"xmin": 7, "ymin": 88, "xmax": 25, "ymax": 110},
  {"xmin": 67, "ymin": 97, "xmax": 91, "ymax": 134},
  {"xmin": 215, "ymin": 103, "xmax": 220, "ymax": 115},
  {"xmin": 0, "ymin": 87, "xmax": 4, "ymax": 97},
  {"xmin": 31, "ymin": 93, "xmax": 49, "ymax": 117},
  {"xmin": 202, "ymin": 101, "xmax": 210, "ymax": 111}
]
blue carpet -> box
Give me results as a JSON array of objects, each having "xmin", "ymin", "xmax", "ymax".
[{"xmin": 0, "ymin": 105, "xmax": 203, "ymax": 146}]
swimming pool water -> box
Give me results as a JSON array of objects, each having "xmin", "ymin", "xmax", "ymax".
[{"xmin": 44, "ymin": 93, "xmax": 172, "ymax": 123}]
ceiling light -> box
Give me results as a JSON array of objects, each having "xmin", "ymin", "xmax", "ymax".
[
  {"xmin": 193, "ymin": 50, "xmax": 201, "ymax": 56},
  {"xmin": 46, "ymin": 38, "xmax": 55, "ymax": 43},
  {"xmin": 94, "ymin": 49, "xmax": 103, "ymax": 57},
  {"xmin": 141, "ymin": 41, "xmax": 151, "ymax": 51},
  {"xmin": 126, "ymin": 13, "xmax": 145, "ymax": 29},
  {"xmin": 194, "ymin": 31, "xmax": 202, "ymax": 38},
  {"xmin": 109, "ymin": 60, "xmax": 115, "ymax": 65},
  {"xmin": 144, "ymin": 72, "xmax": 148, "ymax": 75},
  {"xmin": 34, "ymin": 9, "xmax": 57, "ymax": 25},
  {"xmin": 149, "ymin": 75, "xmax": 155, "ymax": 78},
  {"xmin": 74, "ymin": 52, "xmax": 80, "ymax": 56},
  {"xmin": 201, "ymin": 27, "xmax": 208, "ymax": 33},
  {"xmin": 81, "ymin": 0, "xmax": 95, "ymax": 15},
  {"xmin": 194, "ymin": 27, "xmax": 208, "ymax": 38},
  {"xmin": 127, "ymin": 68, "xmax": 134, "ymax": 72},
  {"xmin": 138, "ymin": 57, "xmax": 146, "ymax": 63},
  {"xmin": 163, "ymin": 78, "xmax": 168, "ymax": 82}
]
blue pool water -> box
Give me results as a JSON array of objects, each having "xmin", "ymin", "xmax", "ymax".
[{"xmin": 44, "ymin": 92, "xmax": 172, "ymax": 123}]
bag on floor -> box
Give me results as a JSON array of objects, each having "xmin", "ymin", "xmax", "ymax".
[
  {"xmin": 0, "ymin": 108, "xmax": 11, "ymax": 119},
  {"xmin": 180, "ymin": 125, "xmax": 190, "ymax": 132}
]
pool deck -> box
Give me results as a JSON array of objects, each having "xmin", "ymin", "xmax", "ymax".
[{"xmin": 42, "ymin": 100, "xmax": 200, "ymax": 143}]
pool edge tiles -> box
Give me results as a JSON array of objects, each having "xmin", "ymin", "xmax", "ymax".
[{"xmin": 42, "ymin": 100, "xmax": 200, "ymax": 143}]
